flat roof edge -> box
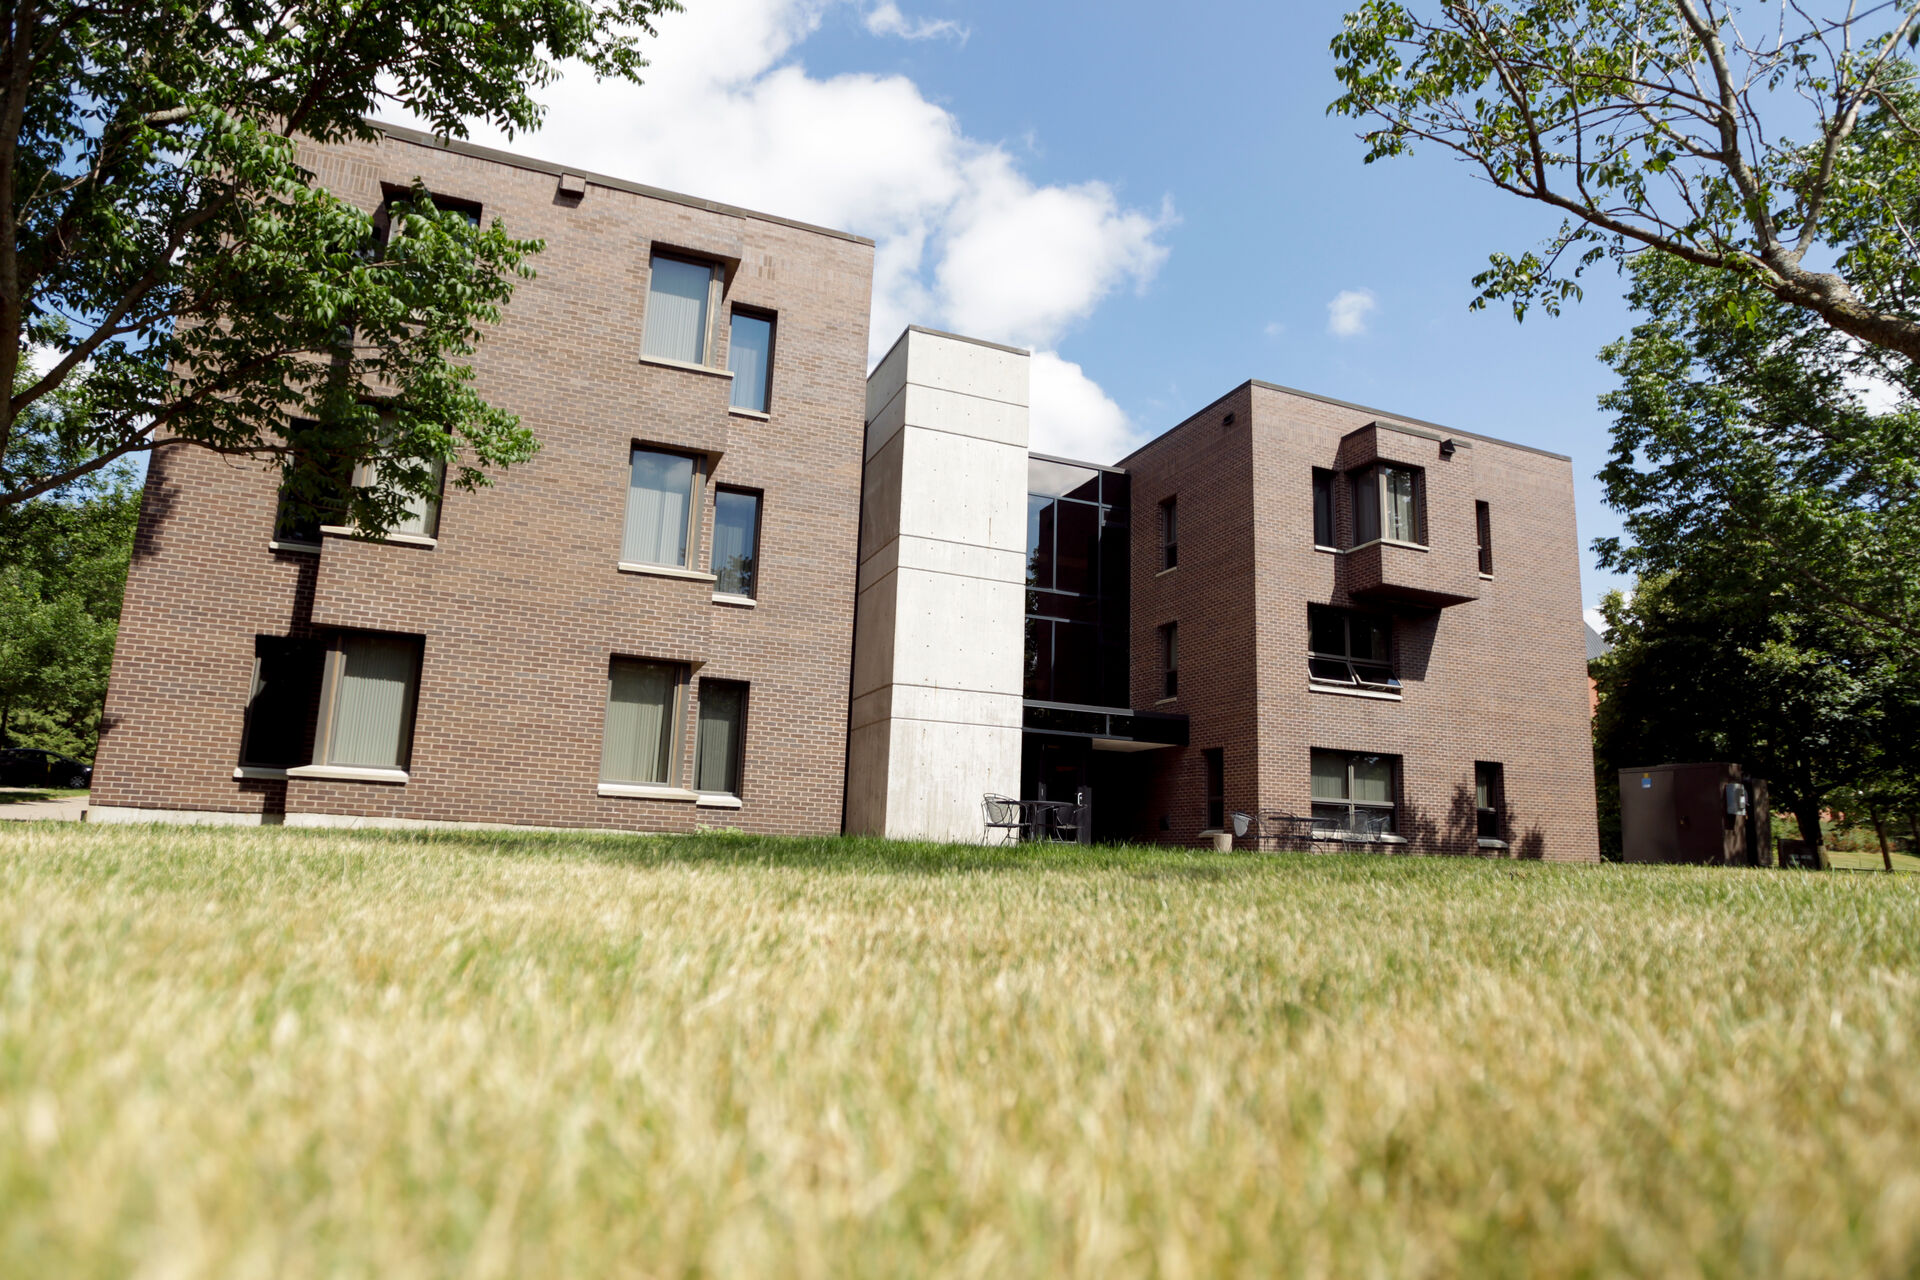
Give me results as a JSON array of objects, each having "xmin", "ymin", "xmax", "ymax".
[
  {"xmin": 366, "ymin": 119, "xmax": 877, "ymax": 248},
  {"xmin": 906, "ymin": 325, "xmax": 1031, "ymax": 357}
]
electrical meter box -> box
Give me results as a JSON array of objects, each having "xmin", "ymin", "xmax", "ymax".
[{"xmin": 1619, "ymin": 762, "xmax": 1772, "ymax": 866}]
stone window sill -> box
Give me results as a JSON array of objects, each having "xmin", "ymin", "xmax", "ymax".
[
  {"xmin": 618, "ymin": 561, "xmax": 719, "ymax": 583},
  {"xmin": 598, "ymin": 782, "xmax": 699, "ymax": 802},
  {"xmin": 268, "ymin": 540, "xmax": 321, "ymax": 555},
  {"xmin": 318, "ymin": 525, "xmax": 437, "ymax": 549},
  {"xmin": 728, "ymin": 406, "xmax": 771, "ymax": 420},
  {"xmin": 285, "ymin": 764, "xmax": 409, "ymax": 784},
  {"xmin": 695, "ymin": 793, "xmax": 744, "ymax": 809},
  {"xmin": 1311, "ymin": 831, "xmax": 1409, "ymax": 846},
  {"xmin": 234, "ymin": 766, "xmax": 290, "ymax": 780},
  {"xmin": 639, "ymin": 354, "xmax": 734, "ymax": 380},
  {"xmin": 1478, "ymin": 837, "xmax": 1509, "ymax": 850},
  {"xmin": 1350, "ymin": 537, "xmax": 1429, "ymax": 553},
  {"xmin": 1309, "ymin": 681, "xmax": 1403, "ymax": 702},
  {"xmin": 1154, "ymin": 696, "xmax": 1179, "ymax": 706},
  {"xmin": 1479, "ymin": 572, "xmax": 1495, "ymax": 581},
  {"xmin": 712, "ymin": 593, "xmax": 757, "ymax": 608},
  {"xmin": 1313, "ymin": 544, "xmax": 1339, "ymax": 555},
  {"xmin": 1155, "ymin": 564, "xmax": 1178, "ymax": 577}
]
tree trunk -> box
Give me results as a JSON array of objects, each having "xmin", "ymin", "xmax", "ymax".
[
  {"xmin": 1795, "ymin": 800, "xmax": 1831, "ymax": 871},
  {"xmin": 1871, "ymin": 806, "xmax": 1893, "ymax": 873}
]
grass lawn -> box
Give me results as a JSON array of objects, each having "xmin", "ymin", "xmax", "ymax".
[{"xmin": 3, "ymin": 824, "xmax": 1919, "ymax": 1277}]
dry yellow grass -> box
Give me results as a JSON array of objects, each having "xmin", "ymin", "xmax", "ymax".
[{"xmin": 3, "ymin": 821, "xmax": 1919, "ymax": 1278}]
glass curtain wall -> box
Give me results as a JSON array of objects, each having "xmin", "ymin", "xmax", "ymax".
[{"xmin": 1024, "ymin": 458, "xmax": 1130, "ymax": 708}]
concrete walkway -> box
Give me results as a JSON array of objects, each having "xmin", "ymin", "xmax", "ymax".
[{"xmin": 0, "ymin": 789, "xmax": 88, "ymax": 821}]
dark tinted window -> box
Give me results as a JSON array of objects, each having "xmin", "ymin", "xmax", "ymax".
[
  {"xmin": 241, "ymin": 636, "xmax": 323, "ymax": 768},
  {"xmin": 695, "ymin": 681, "xmax": 748, "ymax": 796},
  {"xmin": 1203, "ymin": 748, "xmax": 1225, "ymax": 829},
  {"xmin": 1313, "ymin": 469, "xmax": 1336, "ymax": 547}
]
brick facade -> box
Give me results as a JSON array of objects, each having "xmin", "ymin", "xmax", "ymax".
[
  {"xmin": 1122, "ymin": 382, "xmax": 1600, "ymax": 862},
  {"xmin": 92, "ymin": 125, "xmax": 875, "ymax": 835}
]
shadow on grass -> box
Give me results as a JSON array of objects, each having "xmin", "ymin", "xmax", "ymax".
[{"xmin": 0, "ymin": 788, "xmax": 87, "ymax": 806}]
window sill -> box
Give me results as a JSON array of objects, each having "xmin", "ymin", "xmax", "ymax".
[
  {"xmin": 268, "ymin": 540, "xmax": 321, "ymax": 555},
  {"xmin": 1478, "ymin": 837, "xmax": 1509, "ymax": 850},
  {"xmin": 1479, "ymin": 572, "xmax": 1495, "ymax": 581},
  {"xmin": 712, "ymin": 592, "xmax": 757, "ymax": 608},
  {"xmin": 598, "ymin": 782, "xmax": 699, "ymax": 802},
  {"xmin": 639, "ymin": 354, "xmax": 734, "ymax": 380},
  {"xmin": 285, "ymin": 764, "xmax": 409, "ymax": 784},
  {"xmin": 728, "ymin": 406, "xmax": 771, "ymax": 420},
  {"xmin": 318, "ymin": 525, "xmax": 437, "ymax": 549},
  {"xmin": 695, "ymin": 793, "xmax": 744, "ymax": 809},
  {"xmin": 618, "ymin": 562, "xmax": 719, "ymax": 583},
  {"xmin": 1350, "ymin": 537, "xmax": 1429, "ymax": 553},
  {"xmin": 234, "ymin": 766, "xmax": 290, "ymax": 781},
  {"xmin": 1154, "ymin": 695, "xmax": 1179, "ymax": 706},
  {"xmin": 1311, "ymin": 831, "xmax": 1409, "ymax": 846},
  {"xmin": 1309, "ymin": 681, "xmax": 1403, "ymax": 702},
  {"xmin": 1313, "ymin": 544, "xmax": 1339, "ymax": 555},
  {"xmin": 1155, "ymin": 564, "xmax": 1178, "ymax": 577}
]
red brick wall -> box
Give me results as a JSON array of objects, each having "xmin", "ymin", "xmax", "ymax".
[
  {"xmin": 93, "ymin": 128, "xmax": 875, "ymax": 835},
  {"xmin": 1121, "ymin": 382, "xmax": 1600, "ymax": 862}
]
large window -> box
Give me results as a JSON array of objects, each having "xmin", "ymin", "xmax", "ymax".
[
  {"xmin": 1476, "ymin": 500, "xmax": 1493, "ymax": 576},
  {"xmin": 622, "ymin": 447, "xmax": 703, "ymax": 569},
  {"xmin": 1203, "ymin": 747, "xmax": 1225, "ymax": 830},
  {"xmin": 1311, "ymin": 750, "xmax": 1397, "ymax": 836},
  {"xmin": 602, "ymin": 658, "xmax": 685, "ymax": 786},
  {"xmin": 1476, "ymin": 762, "xmax": 1505, "ymax": 840},
  {"xmin": 728, "ymin": 310, "xmax": 775, "ymax": 412},
  {"xmin": 643, "ymin": 254, "xmax": 719, "ymax": 365},
  {"xmin": 1308, "ymin": 606, "xmax": 1399, "ymax": 692},
  {"xmin": 695, "ymin": 680, "xmax": 748, "ymax": 797},
  {"xmin": 1160, "ymin": 496, "xmax": 1178, "ymax": 570},
  {"xmin": 1312, "ymin": 469, "xmax": 1336, "ymax": 548},
  {"xmin": 240, "ymin": 637, "xmax": 323, "ymax": 768},
  {"xmin": 1353, "ymin": 464, "xmax": 1422, "ymax": 546},
  {"xmin": 712, "ymin": 489, "xmax": 761, "ymax": 598},
  {"xmin": 316, "ymin": 633, "xmax": 423, "ymax": 770},
  {"xmin": 1023, "ymin": 457, "xmax": 1129, "ymax": 707},
  {"xmin": 1161, "ymin": 622, "xmax": 1179, "ymax": 698}
]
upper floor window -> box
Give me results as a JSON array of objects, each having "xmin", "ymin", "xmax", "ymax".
[
  {"xmin": 1476, "ymin": 500, "xmax": 1493, "ymax": 575},
  {"xmin": 713, "ymin": 488, "xmax": 761, "ymax": 598},
  {"xmin": 622, "ymin": 446, "xmax": 703, "ymax": 569},
  {"xmin": 1476, "ymin": 762, "xmax": 1505, "ymax": 840},
  {"xmin": 1312, "ymin": 469, "xmax": 1336, "ymax": 548},
  {"xmin": 351, "ymin": 448, "xmax": 445, "ymax": 539},
  {"xmin": 643, "ymin": 254, "xmax": 720, "ymax": 366},
  {"xmin": 1353, "ymin": 464, "xmax": 1422, "ymax": 546},
  {"xmin": 375, "ymin": 191, "xmax": 481, "ymax": 250},
  {"xmin": 602, "ymin": 658, "xmax": 685, "ymax": 786},
  {"xmin": 728, "ymin": 310, "xmax": 775, "ymax": 412},
  {"xmin": 1311, "ymin": 750, "xmax": 1397, "ymax": 836},
  {"xmin": 1308, "ymin": 605, "xmax": 1399, "ymax": 693},
  {"xmin": 1160, "ymin": 496, "xmax": 1178, "ymax": 570}
]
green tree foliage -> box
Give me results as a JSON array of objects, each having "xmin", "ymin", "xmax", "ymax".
[
  {"xmin": 0, "ymin": 370, "xmax": 137, "ymax": 759},
  {"xmin": 1330, "ymin": 1, "xmax": 1920, "ymax": 362},
  {"xmin": 1591, "ymin": 254, "xmax": 1920, "ymax": 861},
  {"xmin": 0, "ymin": 0, "xmax": 677, "ymax": 530}
]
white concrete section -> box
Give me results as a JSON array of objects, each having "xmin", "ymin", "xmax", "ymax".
[
  {"xmin": 847, "ymin": 328, "xmax": 1030, "ymax": 841},
  {"xmin": 87, "ymin": 805, "xmax": 274, "ymax": 827}
]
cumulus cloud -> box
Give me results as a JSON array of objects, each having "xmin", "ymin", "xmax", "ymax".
[
  {"xmin": 864, "ymin": 2, "xmax": 968, "ymax": 42},
  {"xmin": 1326, "ymin": 289, "xmax": 1376, "ymax": 338},
  {"xmin": 1029, "ymin": 351, "xmax": 1139, "ymax": 463},
  {"xmin": 383, "ymin": 0, "xmax": 1169, "ymax": 462}
]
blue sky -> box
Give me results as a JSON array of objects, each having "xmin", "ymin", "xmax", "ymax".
[{"xmin": 427, "ymin": 0, "xmax": 1637, "ymax": 609}]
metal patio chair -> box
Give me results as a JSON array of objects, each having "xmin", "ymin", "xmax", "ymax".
[{"xmin": 983, "ymin": 794, "xmax": 1027, "ymax": 843}]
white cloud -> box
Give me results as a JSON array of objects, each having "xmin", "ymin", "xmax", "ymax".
[
  {"xmin": 380, "ymin": 0, "xmax": 1169, "ymax": 457},
  {"xmin": 1029, "ymin": 351, "xmax": 1139, "ymax": 463},
  {"xmin": 1263, "ymin": 320, "xmax": 1285, "ymax": 339},
  {"xmin": 1326, "ymin": 288, "xmax": 1376, "ymax": 338},
  {"xmin": 864, "ymin": 2, "xmax": 968, "ymax": 42}
]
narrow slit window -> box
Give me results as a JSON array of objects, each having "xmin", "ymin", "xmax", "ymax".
[
  {"xmin": 694, "ymin": 680, "xmax": 748, "ymax": 797},
  {"xmin": 1312, "ymin": 468, "xmax": 1335, "ymax": 548},
  {"xmin": 1476, "ymin": 500, "xmax": 1493, "ymax": 575},
  {"xmin": 1203, "ymin": 747, "xmax": 1224, "ymax": 830},
  {"xmin": 728, "ymin": 310, "xmax": 774, "ymax": 412},
  {"xmin": 712, "ymin": 489, "xmax": 761, "ymax": 598},
  {"xmin": 1161, "ymin": 622, "xmax": 1179, "ymax": 698},
  {"xmin": 1476, "ymin": 762, "xmax": 1505, "ymax": 840},
  {"xmin": 1160, "ymin": 496, "xmax": 1178, "ymax": 569}
]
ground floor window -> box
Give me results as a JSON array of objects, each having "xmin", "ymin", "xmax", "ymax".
[
  {"xmin": 1311, "ymin": 750, "xmax": 1397, "ymax": 835},
  {"xmin": 318, "ymin": 633, "xmax": 423, "ymax": 769},
  {"xmin": 1476, "ymin": 762, "xmax": 1505, "ymax": 840},
  {"xmin": 240, "ymin": 636, "xmax": 323, "ymax": 768},
  {"xmin": 602, "ymin": 658, "xmax": 686, "ymax": 785},
  {"xmin": 1203, "ymin": 747, "xmax": 1224, "ymax": 829},
  {"xmin": 694, "ymin": 680, "xmax": 748, "ymax": 796}
]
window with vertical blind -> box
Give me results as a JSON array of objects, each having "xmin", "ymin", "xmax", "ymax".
[
  {"xmin": 1352, "ymin": 465, "xmax": 1424, "ymax": 546},
  {"xmin": 1310, "ymin": 750, "xmax": 1398, "ymax": 835},
  {"xmin": 601, "ymin": 658, "xmax": 685, "ymax": 786},
  {"xmin": 350, "ymin": 451, "xmax": 445, "ymax": 538},
  {"xmin": 694, "ymin": 680, "xmax": 747, "ymax": 797},
  {"xmin": 728, "ymin": 310, "xmax": 774, "ymax": 412},
  {"xmin": 643, "ymin": 254, "xmax": 719, "ymax": 365},
  {"xmin": 712, "ymin": 489, "xmax": 761, "ymax": 598},
  {"xmin": 318, "ymin": 634, "xmax": 423, "ymax": 770},
  {"xmin": 622, "ymin": 447, "xmax": 702, "ymax": 568}
]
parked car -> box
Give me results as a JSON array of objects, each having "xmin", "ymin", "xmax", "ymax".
[{"xmin": 0, "ymin": 748, "xmax": 93, "ymax": 789}]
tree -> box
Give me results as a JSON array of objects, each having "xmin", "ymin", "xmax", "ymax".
[
  {"xmin": 0, "ymin": 0, "xmax": 677, "ymax": 530},
  {"xmin": 1330, "ymin": 1, "xmax": 1920, "ymax": 362}
]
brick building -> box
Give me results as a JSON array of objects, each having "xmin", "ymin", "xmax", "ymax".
[
  {"xmin": 91, "ymin": 124, "xmax": 875, "ymax": 834},
  {"xmin": 93, "ymin": 129, "xmax": 1596, "ymax": 859}
]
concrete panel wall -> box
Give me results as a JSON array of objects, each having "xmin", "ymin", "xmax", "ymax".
[{"xmin": 847, "ymin": 328, "xmax": 1029, "ymax": 841}]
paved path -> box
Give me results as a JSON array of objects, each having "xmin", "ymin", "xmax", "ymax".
[{"xmin": 0, "ymin": 789, "xmax": 88, "ymax": 821}]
